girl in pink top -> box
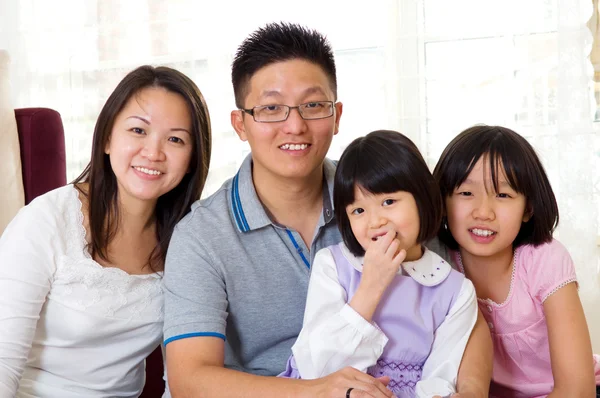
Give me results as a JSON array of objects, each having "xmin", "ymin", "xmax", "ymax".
[{"xmin": 433, "ymin": 125, "xmax": 600, "ymax": 398}]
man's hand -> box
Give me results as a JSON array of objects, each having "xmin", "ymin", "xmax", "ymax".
[{"xmin": 306, "ymin": 366, "xmax": 395, "ymax": 398}]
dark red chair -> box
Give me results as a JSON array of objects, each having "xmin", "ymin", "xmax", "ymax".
[
  {"xmin": 14, "ymin": 107, "xmax": 165, "ymax": 397},
  {"xmin": 141, "ymin": 348, "xmax": 165, "ymax": 397},
  {"xmin": 14, "ymin": 108, "xmax": 67, "ymax": 204}
]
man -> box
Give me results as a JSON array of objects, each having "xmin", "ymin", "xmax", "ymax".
[{"xmin": 163, "ymin": 22, "xmax": 491, "ymax": 398}]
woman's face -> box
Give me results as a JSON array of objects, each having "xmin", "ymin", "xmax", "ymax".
[{"xmin": 105, "ymin": 87, "xmax": 193, "ymax": 207}]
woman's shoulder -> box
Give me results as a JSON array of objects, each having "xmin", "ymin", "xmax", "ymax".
[
  {"xmin": 11, "ymin": 185, "xmax": 78, "ymax": 228},
  {"xmin": 0, "ymin": 185, "xmax": 79, "ymax": 272},
  {"xmin": 27, "ymin": 184, "xmax": 78, "ymax": 210}
]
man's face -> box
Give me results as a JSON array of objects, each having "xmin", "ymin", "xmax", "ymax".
[{"xmin": 231, "ymin": 59, "xmax": 343, "ymax": 181}]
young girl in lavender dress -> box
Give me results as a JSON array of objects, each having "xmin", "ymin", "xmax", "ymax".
[
  {"xmin": 280, "ymin": 130, "xmax": 479, "ymax": 398},
  {"xmin": 433, "ymin": 125, "xmax": 600, "ymax": 398}
]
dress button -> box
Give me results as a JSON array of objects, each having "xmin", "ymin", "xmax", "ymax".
[
  {"xmin": 487, "ymin": 305, "xmax": 493, "ymax": 313},
  {"xmin": 488, "ymin": 322, "xmax": 494, "ymax": 331}
]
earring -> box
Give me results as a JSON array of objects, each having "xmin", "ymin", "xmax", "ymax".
[{"xmin": 443, "ymin": 218, "xmax": 449, "ymax": 231}]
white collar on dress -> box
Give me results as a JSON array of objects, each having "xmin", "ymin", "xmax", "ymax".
[{"xmin": 339, "ymin": 243, "xmax": 452, "ymax": 287}]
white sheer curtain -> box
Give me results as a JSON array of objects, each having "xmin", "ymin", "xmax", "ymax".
[
  {"xmin": 1, "ymin": 0, "xmax": 598, "ymax": 348},
  {"xmin": 415, "ymin": 0, "xmax": 600, "ymax": 349}
]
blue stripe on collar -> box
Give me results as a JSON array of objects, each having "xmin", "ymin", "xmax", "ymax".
[
  {"xmin": 285, "ymin": 229, "xmax": 310, "ymax": 269},
  {"xmin": 231, "ymin": 173, "xmax": 249, "ymax": 232}
]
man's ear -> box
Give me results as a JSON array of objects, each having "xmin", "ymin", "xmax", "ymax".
[
  {"xmin": 333, "ymin": 102, "xmax": 343, "ymax": 136},
  {"xmin": 231, "ymin": 110, "xmax": 248, "ymax": 142}
]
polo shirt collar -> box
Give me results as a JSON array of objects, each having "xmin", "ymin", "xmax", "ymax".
[
  {"xmin": 230, "ymin": 154, "xmax": 337, "ymax": 233},
  {"xmin": 322, "ymin": 158, "xmax": 336, "ymax": 225}
]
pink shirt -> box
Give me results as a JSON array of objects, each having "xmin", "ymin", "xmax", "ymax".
[{"xmin": 452, "ymin": 239, "xmax": 600, "ymax": 398}]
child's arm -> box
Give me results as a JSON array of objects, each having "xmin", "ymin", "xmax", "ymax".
[
  {"xmin": 291, "ymin": 247, "xmax": 392, "ymax": 379},
  {"xmin": 526, "ymin": 240, "xmax": 596, "ymax": 397},
  {"xmin": 415, "ymin": 279, "xmax": 479, "ymax": 398},
  {"xmin": 545, "ymin": 282, "xmax": 596, "ymax": 397},
  {"xmin": 453, "ymin": 309, "xmax": 493, "ymax": 398}
]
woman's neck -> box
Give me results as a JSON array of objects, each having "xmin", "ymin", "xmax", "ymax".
[
  {"xmin": 116, "ymin": 192, "xmax": 157, "ymax": 233},
  {"xmin": 78, "ymin": 183, "xmax": 159, "ymax": 274}
]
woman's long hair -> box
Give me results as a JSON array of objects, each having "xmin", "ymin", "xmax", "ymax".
[{"xmin": 72, "ymin": 65, "xmax": 212, "ymax": 272}]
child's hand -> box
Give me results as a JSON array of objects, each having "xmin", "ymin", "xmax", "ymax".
[
  {"xmin": 348, "ymin": 230, "xmax": 406, "ymax": 322},
  {"xmin": 361, "ymin": 230, "xmax": 406, "ymax": 295}
]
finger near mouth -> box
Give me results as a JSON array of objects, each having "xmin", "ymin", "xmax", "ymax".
[{"xmin": 371, "ymin": 232, "xmax": 398, "ymax": 241}]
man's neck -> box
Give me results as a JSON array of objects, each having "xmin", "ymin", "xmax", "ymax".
[{"xmin": 252, "ymin": 163, "xmax": 325, "ymax": 246}]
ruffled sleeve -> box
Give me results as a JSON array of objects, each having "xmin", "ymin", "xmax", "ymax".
[{"xmin": 519, "ymin": 239, "xmax": 577, "ymax": 303}]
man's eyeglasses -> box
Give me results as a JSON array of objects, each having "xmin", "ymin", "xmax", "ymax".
[{"xmin": 240, "ymin": 101, "xmax": 335, "ymax": 123}]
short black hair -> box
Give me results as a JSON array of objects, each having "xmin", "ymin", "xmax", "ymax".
[
  {"xmin": 231, "ymin": 22, "xmax": 337, "ymax": 109},
  {"xmin": 433, "ymin": 125, "xmax": 559, "ymax": 250},
  {"xmin": 334, "ymin": 130, "xmax": 443, "ymax": 257}
]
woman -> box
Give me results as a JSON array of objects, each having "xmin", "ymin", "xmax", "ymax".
[{"xmin": 0, "ymin": 65, "xmax": 211, "ymax": 397}]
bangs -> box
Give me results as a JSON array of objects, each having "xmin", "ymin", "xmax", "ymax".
[
  {"xmin": 335, "ymin": 138, "xmax": 416, "ymax": 210},
  {"xmin": 446, "ymin": 130, "xmax": 529, "ymax": 195},
  {"xmin": 353, "ymin": 153, "xmax": 409, "ymax": 197}
]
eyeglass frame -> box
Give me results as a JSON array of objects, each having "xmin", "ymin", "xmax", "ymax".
[{"xmin": 239, "ymin": 100, "xmax": 336, "ymax": 123}]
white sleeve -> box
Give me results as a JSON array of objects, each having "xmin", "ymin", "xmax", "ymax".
[
  {"xmin": 291, "ymin": 248, "xmax": 388, "ymax": 379},
  {"xmin": 0, "ymin": 202, "xmax": 57, "ymax": 394},
  {"xmin": 415, "ymin": 278, "xmax": 478, "ymax": 398}
]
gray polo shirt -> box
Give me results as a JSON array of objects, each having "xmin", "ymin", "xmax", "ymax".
[{"xmin": 163, "ymin": 154, "xmax": 342, "ymax": 376}]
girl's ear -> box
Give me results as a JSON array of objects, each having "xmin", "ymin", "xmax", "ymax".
[{"xmin": 523, "ymin": 203, "xmax": 533, "ymax": 222}]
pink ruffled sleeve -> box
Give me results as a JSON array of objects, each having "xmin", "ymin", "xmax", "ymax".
[{"xmin": 519, "ymin": 239, "xmax": 577, "ymax": 303}]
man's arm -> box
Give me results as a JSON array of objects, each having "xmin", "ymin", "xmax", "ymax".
[
  {"xmin": 454, "ymin": 309, "xmax": 493, "ymax": 398},
  {"xmin": 166, "ymin": 336, "xmax": 394, "ymax": 398},
  {"xmin": 163, "ymin": 220, "xmax": 394, "ymax": 398}
]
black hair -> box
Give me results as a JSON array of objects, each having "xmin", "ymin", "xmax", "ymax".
[
  {"xmin": 72, "ymin": 65, "xmax": 212, "ymax": 272},
  {"xmin": 433, "ymin": 125, "xmax": 558, "ymax": 250},
  {"xmin": 334, "ymin": 130, "xmax": 443, "ymax": 257},
  {"xmin": 231, "ymin": 22, "xmax": 337, "ymax": 108}
]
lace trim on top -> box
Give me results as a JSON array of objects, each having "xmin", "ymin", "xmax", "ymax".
[
  {"xmin": 367, "ymin": 359, "xmax": 423, "ymax": 393},
  {"xmin": 73, "ymin": 187, "xmax": 161, "ymax": 280},
  {"xmin": 46, "ymin": 186, "xmax": 163, "ymax": 321},
  {"xmin": 457, "ymin": 248, "xmax": 519, "ymax": 308},
  {"xmin": 542, "ymin": 278, "xmax": 577, "ymax": 302}
]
